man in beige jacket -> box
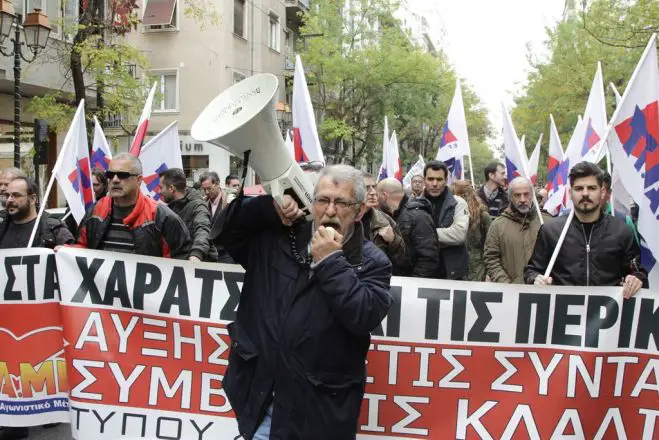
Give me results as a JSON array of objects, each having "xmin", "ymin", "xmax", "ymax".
[{"xmin": 483, "ymin": 177, "xmax": 549, "ymax": 283}]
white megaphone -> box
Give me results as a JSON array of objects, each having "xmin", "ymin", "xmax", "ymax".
[{"xmin": 191, "ymin": 73, "xmax": 314, "ymax": 215}]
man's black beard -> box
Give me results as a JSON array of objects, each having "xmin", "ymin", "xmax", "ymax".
[
  {"xmin": 8, "ymin": 204, "xmax": 31, "ymax": 222},
  {"xmin": 574, "ymin": 200, "xmax": 599, "ymax": 215}
]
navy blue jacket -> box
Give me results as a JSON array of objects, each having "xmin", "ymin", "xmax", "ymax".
[{"xmin": 219, "ymin": 195, "xmax": 392, "ymax": 440}]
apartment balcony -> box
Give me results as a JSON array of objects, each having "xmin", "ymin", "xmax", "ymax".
[{"xmin": 285, "ymin": 0, "xmax": 309, "ymax": 12}]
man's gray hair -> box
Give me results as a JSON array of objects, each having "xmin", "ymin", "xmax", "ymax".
[
  {"xmin": 1, "ymin": 167, "xmax": 26, "ymax": 180},
  {"xmin": 315, "ymin": 165, "xmax": 366, "ymax": 204},
  {"xmin": 112, "ymin": 153, "xmax": 143, "ymax": 175},
  {"xmin": 507, "ymin": 176, "xmax": 533, "ymax": 199}
]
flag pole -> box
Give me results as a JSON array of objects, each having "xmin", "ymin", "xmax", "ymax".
[
  {"xmin": 27, "ymin": 99, "xmax": 85, "ymax": 248},
  {"xmin": 544, "ymin": 209, "xmax": 574, "ymax": 278},
  {"xmin": 516, "ymin": 134, "xmax": 544, "ymax": 225},
  {"xmin": 468, "ymin": 154, "xmax": 475, "ymax": 188}
]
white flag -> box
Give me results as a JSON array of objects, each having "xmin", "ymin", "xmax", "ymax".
[
  {"xmin": 129, "ymin": 82, "xmax": 158, "ymax": 156},
  {"xmin": 138, "ymin": 121, "xmax": 183, "ymax": 201},
  {"xmin": 605, "ymin": 33, "xmax": 659, "ymax": 286},
  {"xmin": 528, "ymin": 134, "xmax": 542, "ymax": 185},
  {"xmin": 54, "ymin": 100, "xmax": 94, "ymax": 224},
  {"xmin": 292, "ymin": 55, "xmax": 324, "ymax": 164},
  {"xmin": 403, "ymin": 155, "xmax": 425, "ymax": 189},
  {"xmin": 437, "ymin": 79, "xmax": 470, "ymax": 181},
  {"xmin": 90, "ymin": 117, "xmax": 112, "ymax": 171}
]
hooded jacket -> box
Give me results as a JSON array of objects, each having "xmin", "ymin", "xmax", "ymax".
[
  {"xmin": 167, "ymin": 188, "xmax": 218, "ymax": 261},
  {"xmin": 483, "ymin": 206, "xmax": 546, "ymax": 283},
  {"xmin": 389, "ymin": 195, "xmax": 440, "ymax": 277}
]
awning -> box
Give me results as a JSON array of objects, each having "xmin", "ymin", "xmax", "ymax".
[{"xmin": 142, "ymin": 0, "xmax": 176, "ymax": 26}]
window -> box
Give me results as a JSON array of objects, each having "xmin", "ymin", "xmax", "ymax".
[
  {"xmin": 152, "ymin": 70, "xmax": 179, "ymax": 112},
  {"xmin": 233, "ymin": 72, "xmax": 245, "ymax": 84},
  {"xmin": 26, "ymin": 0, "xmax": 62, "ymax": 36},
  {"xmin": 268, "ymin": 12, "xmax": 280, "ymax": 51},
  {"xmin": 142, "ymin": 0, "xmax": 178, "ymax": 31},
  {"xmin": 61, "ymin": 0, "xmax": 79, "ymax": 41},
  {"xmin": 233, "ymin": 0, "xmax": 245, "ymax": 37}
]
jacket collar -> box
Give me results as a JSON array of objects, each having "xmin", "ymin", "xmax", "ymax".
[
  {"xmin": 366, "ymin": 208, "xmax": 390, "ymax": 232},
  {"xmin": 94, "ymin": 191, "xmax": 156, "ymax": 228}
]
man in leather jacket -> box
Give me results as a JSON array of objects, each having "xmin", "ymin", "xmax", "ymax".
[{"xmin": 525, "ymin": 162, "xmax": 647, "ymax": 296}]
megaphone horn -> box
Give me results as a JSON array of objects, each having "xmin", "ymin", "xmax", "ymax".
[{"xmin": 191, "ymin": 74, "xmax": 314, "ymax": 215}]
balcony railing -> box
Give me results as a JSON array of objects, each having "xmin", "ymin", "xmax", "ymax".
[
  {"xmin": 284, "ymin": 0, "xmax": 309, "ymax": 10},
  {"xmin": 103, "ymin": 113, "xmax": 124, "ymax": 129}
]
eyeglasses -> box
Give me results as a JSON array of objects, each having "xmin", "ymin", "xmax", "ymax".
[
  {"xmin": 6, "ymin": 192, "xmax": 27, "ymax": 200},
  {"xmin": 365, "ymin": 184, "xmax": 376, "ymax": 192},
  {"xmin": 313, "ymin": 196, "xmax": 358, "ymax": 210},
  {"xmin": 105, "ymin": 171, "xmax": 139, "ymax": 180}
]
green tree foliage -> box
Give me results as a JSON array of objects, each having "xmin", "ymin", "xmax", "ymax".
[
  {"xmin": 298, "ymin": 0, "xmax": 491, "ymax": 173},
  {"xmin": 512, "ymin": 0, "xmax": 658, "ymax": 184}
]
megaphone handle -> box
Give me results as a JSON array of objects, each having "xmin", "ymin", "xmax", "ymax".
[{"xmin": 269, "ymin": 179, "xmax": 286, "ymax": 208}]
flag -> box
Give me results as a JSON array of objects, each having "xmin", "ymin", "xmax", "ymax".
[
  {"xmin": 606, "ymin": 34, "xmax": 659, "ymax": 286},
  {"xmin": 129, "ymin": 83, "xmax": 158, "ymax": 156},
  {"xmin": 609, "ymin": 82, "xmax": 632, "ymax": 215},
  {"xmin": 550, "ymin": 115, "xmax": 585, "ymax": 214},
  {"xmin": 528, "ymin": 134, "xmax": 542, "ymax": 185},
  {"xmin": 403, "ymin": 155, "xmax": 425, "ymax": 189},
  {"xmin": 610, "ymin": 82, "xmax": 622, "ymax": 107},
  {"xmin": 573, "ymin": 63, "xmax": 608, "ymax": 164},
  {"xmin": 138, "ymin": 121, "xmax": 183, "ymax": 201},
  {"xmin": 385, "ymin": 130, "xmax": 403, "ymax": 181},
  {"xmin": 545, "ymin": 114, "xmax": 569, "ymax": 215},
  {"xmin": 90, "ymin": 116, "xmax": 112, "ymax": 171},
  {"xmin": 501, "ymin": 102, "xmax": 527, "ymax": 182},
  {"xmin": 292, "ymin": 55, "xmax": 324, "ymax": 164},
  {"xmin": 54, "ymin": 100, "xmax": 94, "ymax": 224},
  {"xmin": 378, "ymin": 116, "xmax": 389, "ymax": 180},
  {"xmin": 285, "ymin": 129, "xmax": 294, "ymax": 159},
  {"xmin": 437, "ymin": 79, "xmax": 470, "ymax": 182}
]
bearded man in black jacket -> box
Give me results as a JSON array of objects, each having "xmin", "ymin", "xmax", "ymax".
[{"xmin": 525, "ymin": 161, "xmax": 647, "ymax": 297}]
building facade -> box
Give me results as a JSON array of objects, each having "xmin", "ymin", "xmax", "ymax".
[
  {"xmin": 0, "ymin": 0, "xmax": 78, "ymax": 170},
  {"xmin": 113, "ymin": 0, "xmax": 306, "ymax": 186}
]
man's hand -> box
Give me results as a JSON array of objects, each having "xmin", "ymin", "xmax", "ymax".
[
  {"xmin": 273, "ymin": 196, "xmax": 304, "ymax": 226},
  {"xmin": 622, "ymin": 275, "xmax": 643, "ymax": 299},
  {"xmin": 377, "ymin": 225, "xmax": 395, "ymax": 244},
  {"xmin": 189, "ymin": 256, "xmax": 201, "ymax": 263},
  {"xmin": 311, "ymin": 226, "xmax": 343, "ymax": 262},
  {"xmin": 534, "ymin": 275, "xmax": 553, "ymax": 286}
]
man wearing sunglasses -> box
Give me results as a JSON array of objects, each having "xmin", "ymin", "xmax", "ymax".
[
  {"xmin": 218, "ymin": 164, "xmax": 392, "ymax": 440},
  {"xmin": 73, "ymin": 153, "xmax": 191, "ymax": 258}
]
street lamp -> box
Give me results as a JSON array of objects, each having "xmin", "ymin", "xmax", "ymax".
[
  {"xmin": 275, "ymin": 100, "xmax": 292, "ymax": 138},
  {"xmin": 0, "ymin": 2, "xmax": 51, "ymax": 168}
]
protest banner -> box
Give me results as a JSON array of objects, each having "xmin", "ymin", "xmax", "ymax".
[
  {"xmin": 3, "ymin": 248, "xmax": 657, "ymax": 438},
  {"xmin": 0, "ymin": 248, "xmax": 69, "ymax": 426}
]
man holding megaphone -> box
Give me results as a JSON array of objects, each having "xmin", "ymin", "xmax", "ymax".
[{"xmin": 217, "ymin": 165, "xmax": 393, "ymax": 440}]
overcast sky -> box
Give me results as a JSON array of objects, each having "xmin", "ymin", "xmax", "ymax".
[{"xmin": 410, "ymin": 0, "xmax": 566, "ymax": 146}]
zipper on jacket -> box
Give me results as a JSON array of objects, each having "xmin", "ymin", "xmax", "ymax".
[{"xmin": 581, "ymin": 224, "xmax": 594, "ymax": 286}]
